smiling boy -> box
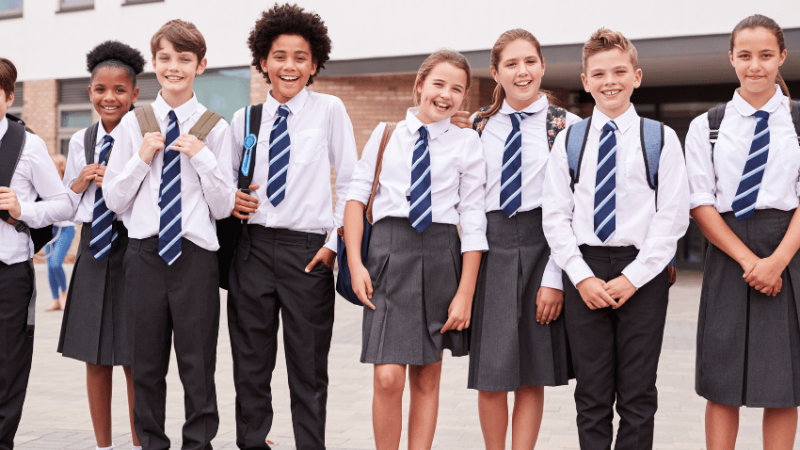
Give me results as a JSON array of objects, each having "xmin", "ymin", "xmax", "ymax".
[
  {"xmin": 542, "ymin": 29, "xmax": 689, "ymax": 449},
  {"xmin": 226, "ymin": 4, "xmax": 358, "ymax": 450},
  {"xmin": 102, "ymin": 19, "xmax": 235, "ymax": 450}
]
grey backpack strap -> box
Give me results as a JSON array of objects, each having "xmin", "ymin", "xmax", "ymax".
[
  {"xmin": 134, "ymin": 105, "xmax": 160, "ymax": 136},
  {"xmin": 640, "ymin": 118, "xmax": 665, "ymax": 191},
  {"xmin": 791, "ymin": 100, "xmax": 800, "ymax": 146},
  {"xmin": 565, "ymin": 117, "xmax": 592, "ymax": 192},
  {"xmin": 189, "ymin": 110, "xmax": 224, "ymax": 141},
  {"xmin": 83, "ymin": 122, "xmax": 100, "ymax": 165}
]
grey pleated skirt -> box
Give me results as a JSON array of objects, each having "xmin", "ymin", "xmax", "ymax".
[
  {"xmin": 468, "ymin": 209, "xmax": 571, "ymax": 391},
  {"xmin": 58, "ymin": 222, "xmax": 133, "ymax": 366},
  {"xmin": 361, "ymin": 217, "xmax": 467, "ymax": 365},
  {"xmin": 696, "ymin": 209, "xmax": 800, "ymax": 407}
]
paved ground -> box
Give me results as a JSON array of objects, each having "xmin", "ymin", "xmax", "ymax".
[{"xmin": 11, "ymin": 266, "xmax": 794, "ymax": 449}]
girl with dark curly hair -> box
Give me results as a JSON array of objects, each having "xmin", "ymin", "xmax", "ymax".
[{"xmin": 57, "ymin": 40, "xmax": 144, "ymax": 450}]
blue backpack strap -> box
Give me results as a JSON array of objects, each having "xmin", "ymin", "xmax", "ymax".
[
  {"xmin": 546, "ymin": 105, "xmax": 568, "ymax": 150},
  {"xmin": 639, "ymin": 117, "xmax": 664, "ymax": 191},
  {"xmin": 565, "ymin": 117, "xmax": 592, "ymax": 192},
  {"xmin": 471, "ymin": 105, "xmax": 492, "ymax": 137}
]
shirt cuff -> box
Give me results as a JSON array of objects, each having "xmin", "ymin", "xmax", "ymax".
[
  {"xmin": 621, "ymin": 259, "xmax": 654, "ymax": 289},
  {"xmin": 564, "ymin": 256, "xmax": 595, "ymax": 287},
  {"xmin": 346, "ymin": 182, "xmax": 372, "ymax": 205},
  {"xmin": 324, "ymin": 231, "xmax": 338, "ymax": 254},
  {"xmin": 190, "ymin": 147, "xmax": 216, "ymax": 176},
  {"xmin": 689, "ymin": 192, "xmax": 716, "ymax": 210},
  {"xmin": 67, "ymin": 188, "xmax": 83, "ymax": 207},
  {"xmin": 131, "ymin": 154, "xmax": 152, "ymax": 178},
  {"xmin": 460, "ymin": 234, "xmax": 488, "ymax": 253},
  {"xmin": 541, "ymin": 268, "xmax": 564, "ymax": 291},
  {"xmin": 16, "ymin": 201, "xmax": 35, "ymax": 223}
]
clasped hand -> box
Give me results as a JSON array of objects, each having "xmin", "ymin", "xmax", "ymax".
[
  {"xmin": 576, "ymin": 275, "xmax": 637, "ymax": 310},
  {"xmin": 742, "ymin": 256, "xmax": 784, "ymax": 297}
]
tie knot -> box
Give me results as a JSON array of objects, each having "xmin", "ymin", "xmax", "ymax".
[
  {"xmin": 603, "ymin": 121, "xmax": 618, "ymax": 132},
  {"xmin": 103, "ymin": 135, "xmax": 114, "ymax": 145},
  {"xmin": 277, "ymin": 105, "xmax": 291, "ymax": 118},
  {"xmin": 510, "ymin": 112, "xmax": 531, "ymax": 127},
  {"xmin": 753, "ymin": 110, "xmax": 770, "ymax": 121},
  {"xmin": 418, "ymin": 125, "xmax": 428, "ymax": 140},
  {"xmin": 168, "ymin": 110, "xmax": 177, "ymax": 123}
]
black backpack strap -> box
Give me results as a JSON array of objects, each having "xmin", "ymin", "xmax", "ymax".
[
  {"xmin": 83, "ymin": 122, "xmax": 100, "ymax": 165},
  {"xmin": 0, "ymin": 120, "xmax": 27, "ymax": 223},
  {"xmin": 791, "ymin": 100, "xmax": 800, "ymax": 146},
  {"xmin": 471, "ymin": 106, "xmax": 492, "ymax": 137},
  {"xmin": 239, "ymin": 104, "xmax": 263, "ymax": 192},
  {"xmin": 707, "ymin": 103, "xmax": 726, "ymax": 165},
  {"xmin": 546, "ymin": 105, "xmax": 568, "ymax": 150}
]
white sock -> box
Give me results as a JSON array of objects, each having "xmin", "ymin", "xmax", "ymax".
[
  {"xmin": 132, "ymin": 446, "xmax": 142, "ymax": 450},
  {"xmin": 97, "ymin": 445, "xmax": 114, "ymax": 450}
]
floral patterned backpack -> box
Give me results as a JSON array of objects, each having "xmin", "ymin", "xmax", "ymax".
[{"xmin": 471, "ymin": 104, "xmax": 568, "ymax": 150}]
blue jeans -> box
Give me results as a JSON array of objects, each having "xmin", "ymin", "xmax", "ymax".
[{"xmin": 47, "ymin": 225, "xmax": 74, "ymax": 299}]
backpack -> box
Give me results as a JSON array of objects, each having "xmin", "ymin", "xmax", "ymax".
[
  {"xmin": 0, "ymin": 113, "xmax": 54, "ymax": 254},
  {"xmin": 707, "ymin": 100, "xmax": 800, "ymax": 157},
  {"xmin": 472, "ymin": 104, "xmax": 569, "ymax": 150},
  {"xmin": 217, "ymin": 104, "xmax": 263, "ymax": 290}
]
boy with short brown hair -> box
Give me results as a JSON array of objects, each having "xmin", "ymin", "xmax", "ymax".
[
  {"xmin": 103, "ymin": 19, "xmax": 235, "ymax": 450},
  {"xmin": 543, "ymin": 28, "xmax": 690, "ymax": 449}
]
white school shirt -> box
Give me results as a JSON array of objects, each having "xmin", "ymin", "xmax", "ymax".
[
  {"xmin": 685, "ymin": 87, "xmax": 800, "ymax": 213},
  {"xmin": 229, "ymin": 88, "xmax": 358, "ymax": 253},
  {"xmin": 481, "ymin": 96, "xmax": 582, "ymax": 290},
  {"xmin": 542, "ymin": 105, "xmax": 690, "ymax": 289},
  {"xmin": 64, "ymin": 120, "xmax": 123, "ymax": 224},
  {"xmin": 0, "ymin": 117, "xmax": 73, "ymax": 264},
  {"xmin": 347, "ymin": 108, "xmax": 488, "ymax": 253},
  {"xmin": 103, "ymin": 92, "xmax": 236, "ymax": 251}
]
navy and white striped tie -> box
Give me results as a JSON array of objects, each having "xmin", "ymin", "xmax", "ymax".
[
  {"xmin": 409, "ymin": 125, "xmax": 432, "ymax": 233},
  {"xmin": 500, "ymin": 111, "xmax": 531, "ymax": 217},
  {"xmin": 267, "ymin": 105, "xmax": 291, "ymax": 206},
  {"xmin": 731, "ymin": 110, "xmax": 770, "ymax": 221},
  {"xmin": 594, "ymin": 121, "xmax": 618, "ymax": 243},
  {"xmin": 158, "ymin": 110, "xmax": 182, "ymax": 265},
  {"xmin": 89, "ymin": 135, "xmax": 116, "ymax": 260}
]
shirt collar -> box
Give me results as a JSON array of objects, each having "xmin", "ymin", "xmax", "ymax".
[
  {"xmin": 152, "ymin": 91, "xmax": 198, "ymax": 123},
  {"xmin": 499, "ymin": 94, "xmax": 548, "ymax": 116},
  {"xmin": 0, "ymin": 116, "xmax": 7, "ymax": 141},
  {"xmin": 404, "ymin": 108, "xmax": 450, "ymax": 141},
  {"xmin": 95, "ymin": 119, "xmax": 122, "ymax": 147},
  {"xmin": 263, "ymin": 88, "xmax": 309, "ymax": 119},
  {"xmin": 591, "ymin": 104, "xmax": 638, "ymax": 133},
  {"xmin": 733, "ymin": 85, "xmax": 784, "ymax": 117}
]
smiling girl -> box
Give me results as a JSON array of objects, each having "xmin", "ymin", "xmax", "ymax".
[
  {"xmin": 685, "ymin": 14, "xmax": 800, "ymax": 450},
  {"xmin": 344, "ymin": 50, "xmax": 487, "ymax": 450},
  {"xmin": 466, "ymin": 29, "xmax": 580, "ymax": 450},
  {"xmin": 57, "ymin": 41, "xmax": 143, "ymax": 450}
]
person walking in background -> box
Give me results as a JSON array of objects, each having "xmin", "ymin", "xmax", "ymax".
[{"xmin": 44, "ymin": 153, "xmax": 75, "ymax": 312}]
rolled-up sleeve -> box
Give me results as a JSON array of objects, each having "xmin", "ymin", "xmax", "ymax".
[
  {"xmin": 457, "ymin": 131, "xmax": 488, "ymax": 253},
  {"xmin": 346, "ymin": 123, "xmax": 385, "ymax": 205},
  {"xmin": 685, "ymin": 114, "xmax": 717, "ymax": 210}
]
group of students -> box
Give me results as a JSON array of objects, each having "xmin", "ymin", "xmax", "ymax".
[{"xmin": 0, "ymin": 4, "xmax": 798, "ymax": 450}]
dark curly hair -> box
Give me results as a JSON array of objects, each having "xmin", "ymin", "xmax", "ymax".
[
  {"xmin": 87, "ymin": 40, "xmax": 146, "ymax": 87},
  {"xmin": 248, "ymin": 3, "xmax": 332, "ymax": 86}
]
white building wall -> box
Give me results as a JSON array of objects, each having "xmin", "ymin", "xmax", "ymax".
[{"xmin": 2, "ymin": 0, "xmax": 798, "ymax": 81}]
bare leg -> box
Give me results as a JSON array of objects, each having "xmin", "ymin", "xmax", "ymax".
[
  {"xmin": 511, "ymin": 385, "xmax": 544, "ymax": 450},
  {"xmin": 408, "ymin": 362, "xmax": 442, "ymax": 450},
  {"xmin": 86, "ymin": 363, "xmax": 113, "ymax": 448},
  {"xmin": 373, "ymin": 364, "xmax": 406, "ymax": 450},
  {"xmin": 763, "ymin": 407, "xmax": 797, "ymax": 450},
  {"xmin": 477, "ymin": 390, "xmax": 508, "ymax": 450},
  {"xmin": 706, "ymin": 401, "xmax": 739, "ymax": 450},
  {"xmin": 122, "ymin": 365, "xmax": 140, "ymax": 447}
]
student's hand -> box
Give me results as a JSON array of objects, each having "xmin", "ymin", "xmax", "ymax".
[
  {"xmin": 576, "ymin": 277, "xmax": 617, "ymax": 310},
  {"xmin": 171, "ymin": 134, "xmax": 205, "ymax": 158},
  {"xmin": 668, "ymin": 265, "xmax": 677, "ymax": 284},
  {"xmin": 441, "ymin": 291, "xmax": 472, "ymax": 333},
  {"xmin": 94, "ymin": 165, "xmax": 107, "ymax": 188},
  {"xmin": 744, "ymin": 256, "xmax": 784, "ymax": 297},
  {"xmin": 351, "ymin": 263, "xmax": 375, "ymax": 310},
  {"xmin": 139, "ymin": 132, "xmax": 166, "ymax": 165},
  {"xmin": 0, "ymin": 187, "xmax": 21, "ymax": 219},
  {"xmin": 535, "ymin": 286, "xmax": 564, "ymax": 324},
  {"xmin": 70, "ymin": 163, "xmax": 100, "ymax": 193},
  {"xmin": 605, "ymin": 275, "xmax": 637, "ymax": 309},
  {"xmin": 450, "ymin": 111, "xmax": 473, "ymax": 129},
  {"xmin": 306, "ymin": 247, "xmax": 335, "ymax": 272},
  {"xmin": 232, "ymin": 184, "xmax": 259, "ymax": 220}
]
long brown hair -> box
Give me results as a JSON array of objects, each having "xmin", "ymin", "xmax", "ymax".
[
  {"xmin": 730, "ymin": 14, "xmax": 791, "ymax": 102},
  {"xmin": 480, "ymin": 29, "xmax": 550, "ymax": 119},
  {"xmin": 413, "ymin": 49, "xmax": 472, "ymax": 108}
]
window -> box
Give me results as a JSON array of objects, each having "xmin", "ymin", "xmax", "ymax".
[
  {"xmin": 194, "ymin": 67, "xmax": 251, "ymax": 124},
  {"xmin": 7, "ymin": 82, "xmax": 23, "ymax": 122},
  {"xmin": 58, "ymin": 78, "xmax": 93, "ymax": 155},
  {"xmin": 0, "ymin": 0, "xmax": 23, "ymax": 19},
  {"xmin": 58, "ymin": 0, "xmax": 93, "ymax": 12}
]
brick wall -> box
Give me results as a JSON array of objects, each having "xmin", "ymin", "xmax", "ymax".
[{"xmin": 23, "ymin": 79, "xmax": 58, "ymax": 155}]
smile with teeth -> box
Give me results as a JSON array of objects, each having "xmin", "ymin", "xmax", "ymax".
[
  {"xmin": 102, "ymin": 106, "xmax": 119, "ymax": 110},
  {"xmin": 515, "ymin": 80, "xmax": 532, "ymax": 86},
  {"xmin": 602, "ymin": 90, "xmax": 620, "ymax": 97},
  {"xmin": 434, "ymin": 101, "xmax": 450, "ymax": 110},
  {"xmin": 280, "ymin": 76, "xmax": 299, "ymax": 81},
  {"xmin": 166, "ymin": 76, "xmax": 183, "ymax": 81}
]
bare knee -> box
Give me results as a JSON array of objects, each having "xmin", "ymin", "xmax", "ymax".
[
  {"xmin": 374, "ymin": 366, "xmax": 405, "ymax": 396},
  {"xmin": 86, "ymin": 363, "xmax": 112, "ymax": 377},
  {"xmin": 479, "ymin": 390, "xmax": 508, "ymax": 402},
  {"xmin": 409, "ymin": 363, "xmax": 441, "ymax": 396}
]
